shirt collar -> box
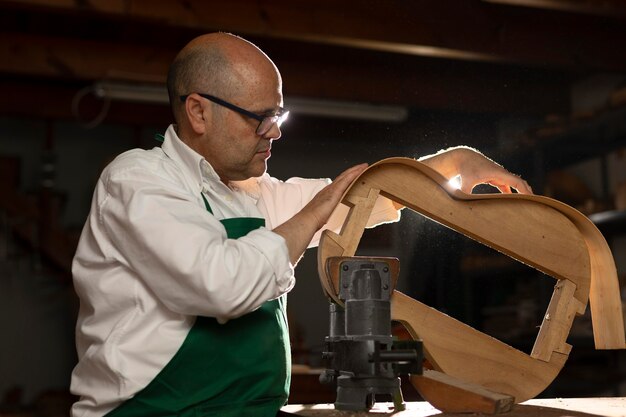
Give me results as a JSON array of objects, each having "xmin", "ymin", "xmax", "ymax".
[
  {"xmin": 160, "ymin": 124, "xmax": 261, "ymax": 199},
  {"xmin": 160, "ymin": 125, "xmax": 207, "ymax": 191},
  {"xmin": 232, "ymin": 176, "xmax": 262, "ymax": 201}
]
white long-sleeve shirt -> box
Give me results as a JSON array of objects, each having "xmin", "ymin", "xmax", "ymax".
[{"xmin": 70, "ymin": 125, "xmax": 400, "ymax": 416}]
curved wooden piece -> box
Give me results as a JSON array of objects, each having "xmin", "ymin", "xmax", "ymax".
[
  {"xmin": 410, "ymin": 370, "xmax": 514, "ymax": 413},
  {"xmin": 392, "ymin": 290, "xmax": 567, "ymax": 402},
  {"xmin": 317, "ymin": 157, "xmax": 625, "ymax": 404}
]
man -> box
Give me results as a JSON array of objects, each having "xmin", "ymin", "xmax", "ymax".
[{"xmin": 70, "ymin": 33, "xmax": 531, "ymax": 417}]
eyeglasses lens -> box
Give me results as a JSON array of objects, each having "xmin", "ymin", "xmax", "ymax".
[{"xmin": 256, "ymin": 112, "xmax": 289, "ymax": 136}]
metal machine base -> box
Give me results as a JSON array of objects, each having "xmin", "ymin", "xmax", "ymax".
[
  {"xmin": 320, "ymin": 257, "xmax": 422, "ymax": 412},
  {"xmin": 336, "ymin": 375, "xmax": 405, "ymax": 411}
]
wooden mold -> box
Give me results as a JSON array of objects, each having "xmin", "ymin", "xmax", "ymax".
[{"xmin": 317, "ymin": 157, "xmax": 626, "ymax": 411}]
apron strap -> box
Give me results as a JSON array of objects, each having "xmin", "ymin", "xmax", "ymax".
[{"xmin": 200, "ymin": 193, "xmax": 213, "ymax": 214}]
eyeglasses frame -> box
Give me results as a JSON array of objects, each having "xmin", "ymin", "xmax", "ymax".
[{"xmin": 180, "ymin": 93, "xmax": 289, "ymax": 135}]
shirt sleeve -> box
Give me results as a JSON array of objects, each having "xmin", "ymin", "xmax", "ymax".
[
  {"xmin": 256, "ymin": 175, "xmax": 401, "ymax": 248},
  {"xmin": 98, "ymin": 167, "xmax": 294, "ymax": 321}
]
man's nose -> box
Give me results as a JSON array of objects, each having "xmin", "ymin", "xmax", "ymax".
[{"xmin": 264, "ymin": 122, "xmax": 282, "ymax": 140}]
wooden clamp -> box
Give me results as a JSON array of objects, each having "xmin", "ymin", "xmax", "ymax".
[{"xmin": 317, "ymin": 157, "xmax": 626, "ymax": 412}]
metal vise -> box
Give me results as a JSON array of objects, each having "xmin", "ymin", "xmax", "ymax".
[{"xmin": 320, "ymin": 257, "xmax": 422, "ymax": 412}]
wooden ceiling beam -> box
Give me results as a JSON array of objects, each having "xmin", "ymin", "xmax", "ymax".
[
  {"xmin": 0, "ymin": 33, "xmax": 171, "ymax": 82},
  {"xmin": 1, "ymin": 0, "xmax": 626, "ymax": 71},
  {"xmin": 481, "ymin": 0, "xmax": 626, "ymax": 18},
  {"xmin": 279, "ymin": 58, "xmax": 570, "ymax": 114},
  {"xmin": 0, "ymin": 33, "xmax": 570, "ymax": 114}
]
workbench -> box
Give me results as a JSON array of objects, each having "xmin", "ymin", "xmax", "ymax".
[{"xmin": 280, "ymin": 398, "xmax": 626, "ymax": 417}]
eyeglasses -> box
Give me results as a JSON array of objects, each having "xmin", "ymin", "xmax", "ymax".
[{"xmin": 180, "ymin": 93, "xmax": 289, "ymax": 136}]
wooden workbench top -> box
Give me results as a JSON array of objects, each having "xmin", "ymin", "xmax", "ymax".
[{"xmin": 280, "ymin": 397, "xmax": 626, "ymax": 417}]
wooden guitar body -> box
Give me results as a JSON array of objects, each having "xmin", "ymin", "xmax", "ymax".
[{"xmin": 317, "ymin": 157, "xmax": 625, "ymax": 409}]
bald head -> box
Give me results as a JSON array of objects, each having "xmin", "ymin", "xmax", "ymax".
[{"xmin": 166, "ymin": 32, "xmax": 282, "ymax": 124}]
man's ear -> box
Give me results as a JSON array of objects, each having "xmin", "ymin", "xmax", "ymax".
[{"xmin": 185, "ymin": 94, "xmax": 210, "ymax": 134}]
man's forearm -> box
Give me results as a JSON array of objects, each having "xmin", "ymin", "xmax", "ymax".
[{"xmin": 272, "ymin": 209, "xmax": 320, "ymax": 265}]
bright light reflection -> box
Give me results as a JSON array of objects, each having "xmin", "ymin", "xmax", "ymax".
[{"xmin": 448, "ymin": 175, "xmax": 462, "ymax": 190}]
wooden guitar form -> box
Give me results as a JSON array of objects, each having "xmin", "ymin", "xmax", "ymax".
[{"xmin": 317, "ymin": 158, "xmax": 626, "ymax": 411}]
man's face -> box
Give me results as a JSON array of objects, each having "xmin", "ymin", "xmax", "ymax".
[{"xmin": 200, "ymin": 78, "xmax": 284, "ymax": 183}]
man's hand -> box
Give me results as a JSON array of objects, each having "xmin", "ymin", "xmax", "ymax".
[
  {"xmin": 454, "ymin": 150, "xmax": 532, "ymax": 194},
  {"xmin": 273, "ymin": 163, "xmax": 368, "ymax": 265},
  {"xmin": 300, "ymin": 163, "xmax": 369, "ymax": 229},
  {"xmin": 420, "ymin": 146, "xmax": 533, "ymax": 195}
]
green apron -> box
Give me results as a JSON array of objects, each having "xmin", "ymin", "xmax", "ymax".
[{"xmin": 106, "ymin": 194, "xmax": 291, "ymax": 417}]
